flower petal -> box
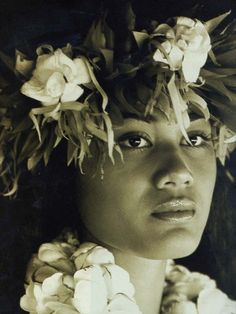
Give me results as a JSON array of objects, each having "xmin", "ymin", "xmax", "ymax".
[
  {"xmin": 168, "ymin": 45, "xmax": 184, "ymax": 70},
  {"xmin": 35, "ymin": 49, "xmax": 75, "ymax": 83},
  {"xmin": 107, "ymin": 294, "xmax": 141, "ymax": 314},
  {"xmin": 38, "ymin": 243, "xmax": 67, "ymax": 263},
  {"xmin": 42, "ymin": 273, "xmax": 63, "ymax": 296},
  {"xmin": 104, "ymin": 264, "xmax": 135, "ymax": 298},
  {"xmin": 21, "ymin": 79, "xmax": 59, "ymax": 105},
  {"xmin": 61, "ymin": 83, "xmax": 84, "ymax": 103},
  {"xmin": 85, "ymin": 246, "xmax": 115, "ymax": 266},
  {"xmin": 197, "ymin": 288, "xmax": 228, "ymax": 314},
  {"xmin": 176, "ymin": 17, "xmax": 195, "ymax": 28},
  {"xmin": 20, "ymin": 284, "xmax": 37, "ymax": 312},
  {"xmin": 182, "ymin": 51, "xmax": 208, "ymax": 82},
  {"xmin": 167, "ymin": 301, "xmax": 197, "ymax": 314},
  {"xmin": 73, "ymin": 266, "xmax": 107, "ymax": 314},
  {"xmin": 34, "ymin": 265, "xmax": 58, "ymax": 282},
  {"xmin": 73, "ymin": 58, "xmax": 91, "ymax": 84},
  {"xmin": 45, "ymin": 72, "xmax": 65, "ymax": 98},
  {"xmin": 47, "ymin": 302, "xmax": 79, "ymax": 314}
]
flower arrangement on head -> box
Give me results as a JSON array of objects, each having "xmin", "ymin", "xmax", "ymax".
[{"xmin": 0, "ymin": 4, "xmax": 236, "ymax": 196}]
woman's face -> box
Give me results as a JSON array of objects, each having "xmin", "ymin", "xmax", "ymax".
[{"xmin": 76, "ymin": 110, "xmax": 217, "ymax": 259}]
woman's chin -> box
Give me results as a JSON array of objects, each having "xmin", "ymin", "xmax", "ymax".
[{"xmin": 128, "ymin": 234, "xmax": 202, "ymax": 260}]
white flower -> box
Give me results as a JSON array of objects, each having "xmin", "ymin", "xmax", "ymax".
[
  {"xmin": 107, "ymin": 294, "xmax": 142, "ymax": 313},
  {"xmin": 20, "ymin": 236, "xmax": 141, "ymax": 314},
  {"xmin": 166, "ymin": 300, "xmax": 198, "ymax": 314},
  {"xmin": 72, "ymin": 265, "xmax": 108, "ymax": 314},
  {"xmin": 197, "ymin": 288, "xmax": 228, "ymax": 314},
  {"xmin": 162, "ymin": 263, "xmax": 234, "ymax": 314},
  {"xmin": 73, "ymin": 242, "xmax": 115, "ymax": 270},
  {"xmin": 153, "ymin": 17, "xmax": 211, "ymax": 82},
  {"xmin": 20, "ymin": 273, "xmax": 75, "ymax": 314},
  {"xmin": 104, "ymin": 264, "xmax": 135, "ymax": 299},
  {"xmin": 21, "ymin": 48, "xmax": 91, "ymax": 106},
  {"xmin": 165, "ymin": 264, "xmax": 191, "ymax": 283},
  {"xmin": 164, "ymin": 270, "xmax": 216, "ymax": 300},
  {"xmin": 20, "ymin": 234, "xmax": 235, "ymax": 314}
]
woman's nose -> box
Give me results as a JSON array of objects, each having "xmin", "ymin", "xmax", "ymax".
[{"xmin": 154, "ymin": 152, "xmax": 194, "ymax": 190}]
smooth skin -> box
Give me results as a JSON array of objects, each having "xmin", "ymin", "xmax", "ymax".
[{"xmin": 76, "ymin": 110, "xmax": 217, "ymax": 260}]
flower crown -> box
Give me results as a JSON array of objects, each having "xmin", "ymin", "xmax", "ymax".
[{"xmin": 0, "ymin": 8, "xmax": 236, "ymax": 196}]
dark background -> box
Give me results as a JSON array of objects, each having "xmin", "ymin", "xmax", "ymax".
[{"xmin": 0, "ymin": 0, "xmax": 236, "ymax": 313}]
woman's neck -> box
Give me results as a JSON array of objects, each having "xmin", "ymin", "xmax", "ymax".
[
  {"xmin": 108, "ymin": 247, "xmax": 167, "ymax": 314},
  {"xmin": 82, "ymin": 230, "xmax": 167, "ymax": 314}
]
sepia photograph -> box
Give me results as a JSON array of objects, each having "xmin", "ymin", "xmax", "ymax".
[{"xmin": 0, "ymin": 0, "xmax": 236, "ymax": 313}]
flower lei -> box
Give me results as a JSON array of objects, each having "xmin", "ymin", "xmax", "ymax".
[
  {"xmin": 1, "ymin": 9, "xmax": 236, "ymax": 196},
  {"xmin": 20, "ymin": 232, "xmax": 236, "ymax": 314}
]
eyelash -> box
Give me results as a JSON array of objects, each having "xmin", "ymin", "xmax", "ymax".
[
  {"xmin": 118, "ymin": 132, "xmax": 152, "ymax": 151},
  {"xmin": 183, "ymin": 132, "xmax": 213, "ymax": 147},
  {"xmin": 117, "ymin": 131, "xmax": 212, "ymax": 151}
]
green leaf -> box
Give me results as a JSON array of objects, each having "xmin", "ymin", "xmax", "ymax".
[
  {"xmin": 84, "ymin": 19, "xmax": 106, "ymax": 51},
  {"xmin": 204, "ymin": 79, "xmax": 233, "ymax": 101},
  {"xmin": 145, "ymin": 74, "xmax": 164, "ymax": 116},
  {"xmin": 61, "ymin": 101, "xmax": 88, "ymax": 112},
  {"xmin": 2, "ymin": 173, "xmax": 20, "ymax": 197},
  {"xmin": 84, "ymin": 114, "xmax": 107, "ymax": 142},
  {"xmin": 114, "ymin": 85, "xmax": 141, "ymax": 115},
  {"xmin": 100, "ymin": 48, "xmax": 114, "ymax": 73},
  {"xmin": 27, "ymin": 151, "xmax": 43, "ymax": 170},
  {"xmin": 167, "ymin": 74, "xmax": 190, "ymax": 143},
  {"xmin": 77, "ymin": 133, "xmax": 91, "ymax": 172},
  {"xmin": 205, "ymin": 11, "xmax": 231, "ymax": 34},
  {"xmin": 83, "ymin": 58, "xmax": 108, "ymax": 111},
  {"xmin": 133, "ymin": 31, "xmax": 149, "ymax": 48},
  {"xmin": 18, "ymin": 132, "xmax": 40, "ymax": 163},
  {"xmin": 43, "ymin": 131, "xmax": 56, "ymax": 166},
  {"xmin": 217, "ymin": 125, "xmax": 228, "ymax": 164},
  {"xmin": 208, "ymin": 50, "xmax": 220, "ymax": 66},
  {"xmin": 29, "ymin": 111, "xmax": 42, "ymax": 142},
  {"xmin": 102, "ymin": 113, "xmax": 114, "ymax": 163},
  {"xmin": 216, "ymin": 49, "xmax": 236, "ymax": 66},
  {"xmin": 185, "ymin": 90, "xmax": 210, "ymax": 120},
  {"xmin": 67, "ymin": 141, "xmax": 78, "ymax": 166}
]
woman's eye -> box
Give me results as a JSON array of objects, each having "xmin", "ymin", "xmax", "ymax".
[
  {"xmin": 118, "ymin": 134, "xmax": 152, "ymax": 149},
  {"xmin": 182, "ymin": 133, "xmax": 211, "ymax": 147}
]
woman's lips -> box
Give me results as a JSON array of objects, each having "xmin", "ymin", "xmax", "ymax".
[{"xmin": 151, "ymin": 199, "xmax": 196, "ymax": 223}]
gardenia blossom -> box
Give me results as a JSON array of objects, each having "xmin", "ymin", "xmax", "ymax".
[
  {"xmin": 161, "ymin": 262, "xmax": 236, "ymax": 314},
  {"xmin": 153, "ymin": 17, "xmax": 211, "ymax": 82},
  {"xmin": 20, "ymin": 232, "xmax": 236, "ymax": 314},
  {"xmin": 20, "ymin": 233, "xmax": 141, "ymax": 314},
  {"xmin": 21, "ymin": 48, "xmax": 91, "ymax": 106}
]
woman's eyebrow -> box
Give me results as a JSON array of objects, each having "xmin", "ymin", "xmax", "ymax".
[
  {"xmin": 122, "ymin": 112, "xmax": 205, "ymax": 122},
  {"xmin": 122, "ymin": 112, "xmax": 153, "ymax": 122}
]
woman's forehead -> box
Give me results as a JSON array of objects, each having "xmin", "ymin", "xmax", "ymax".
[{"xmin": 113, "ymin": 109, "xmax": 211, "ymax": 130}]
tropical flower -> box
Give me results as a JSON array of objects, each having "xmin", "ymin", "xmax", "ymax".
[
  {"xmin": 153, "ymin": 17, "xmax": 211, "ymax": 82},
  {"xmin": 20, "ymin": 232, "xmax": 236, "ymax": 314},
  {"xmin": 162, "ymin": 261, "xmax": 233, "ymax": 314},
  {"xmin": 166, "ymin": 300, "xmax": 198, "ymax": 314},
  {"xmin": 21, "ymin": 48, "xmax": 91, "ymax": 106},
  {"xmin": 20, "ymin": 233, "xmax": 140, "ymax": 314}
]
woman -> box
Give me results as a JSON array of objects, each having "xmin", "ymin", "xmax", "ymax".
[{"xmin": 0, "ymin": 0, "xmax": 236, "ymax": 313}]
